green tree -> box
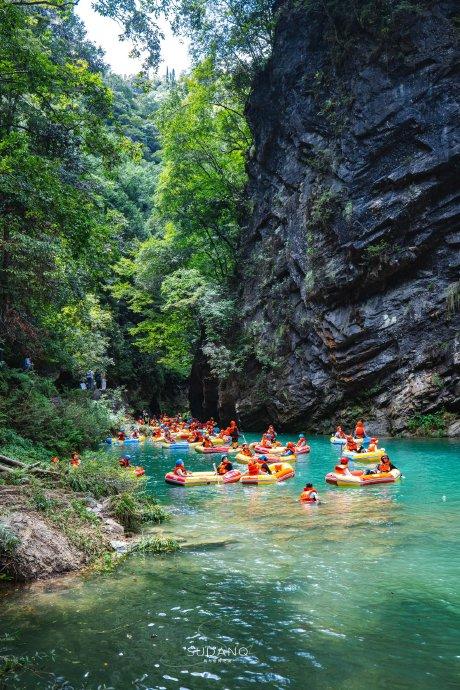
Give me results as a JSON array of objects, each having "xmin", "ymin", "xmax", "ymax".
[{"xmin": 112, "ymin": 59, "xmax": 251, "ymax": 380}]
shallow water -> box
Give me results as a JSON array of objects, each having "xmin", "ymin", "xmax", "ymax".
[{"xmin": 1, "ymin": 435, "xmax": 459, "ymax": 689}]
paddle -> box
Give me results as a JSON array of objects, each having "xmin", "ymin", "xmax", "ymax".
[{"xmin": 236, "ymin": 415, "xmax": 248, "ymax": 446}]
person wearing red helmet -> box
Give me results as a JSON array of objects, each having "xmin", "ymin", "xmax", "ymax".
[{"xmin": 334, "ymin": 457, "xmax": 352, "ymax": 475}]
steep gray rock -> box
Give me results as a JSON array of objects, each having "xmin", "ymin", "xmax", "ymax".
[{"xmin": 224, "ymin": 0, "xmax": 459, "ymax": 433}]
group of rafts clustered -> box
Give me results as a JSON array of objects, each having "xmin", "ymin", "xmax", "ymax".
[{"xmin": 106, "ymin": 416, "xmax": 402, "ymax": 504}]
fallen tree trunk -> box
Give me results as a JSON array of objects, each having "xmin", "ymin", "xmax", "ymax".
[
  {"xmin": 0, "ymin": 454, "xmax": 60, "ymax": 479},
  {"xmin": 0, "ymin": 454, "xmax": 26, "ymax": 468}
]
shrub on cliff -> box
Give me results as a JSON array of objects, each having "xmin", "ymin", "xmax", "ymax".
[{"xmin": 407, "ymin": 411, "xmax": 450, "ymax": 437}]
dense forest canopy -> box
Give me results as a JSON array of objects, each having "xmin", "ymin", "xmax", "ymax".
[{"xmin": 0, "ymin": 0, "xmax": 273, "ymax": 432}]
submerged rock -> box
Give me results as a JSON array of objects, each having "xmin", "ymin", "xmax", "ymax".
[{"xmin": 222, "ymin": 0, "xmax": 459, "ymax": 434}]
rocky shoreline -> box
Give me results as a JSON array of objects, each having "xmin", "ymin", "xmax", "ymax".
[
  {"xmin": 0, "ymin": 485, "xmax": 129, "ymax": 581},
  {"xmin": 0, "ymin": 451, "xmax": 172, "ymax": 583}
]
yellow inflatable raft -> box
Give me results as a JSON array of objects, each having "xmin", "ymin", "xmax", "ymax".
[
  {"xmin": 235, "ymin": 452, "xmax": 255, "ymax": 464},
  {"xmin": 236, "ymin": 452, "xmax": 297, "ymax": 464},
  {"xmin": 240, "ymin": 462, "xmax": 295, "ymax": 485},
  {"xmin": 211, "ymin": 436, "xmax": 226, "ymax": 446},
  {"xmin": 333, "ymin": 468, "xmax": 401, "ymax": 487},
  {"xmin": 343, "ymin": 449, "xmax": 386, "ymax": 463},
  {"xmin": 165, "ymin": 469, "xmax": 241, "ymax": 486}
]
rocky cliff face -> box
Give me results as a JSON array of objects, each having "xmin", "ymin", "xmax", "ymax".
[{"xmin": 225, "ymin": 0, "xmax": 459, "ymax": 434}]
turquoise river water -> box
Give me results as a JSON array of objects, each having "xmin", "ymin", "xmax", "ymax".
[{"xmin": 1, "ymin": 435, "xmax": 459, "ymax": 689}]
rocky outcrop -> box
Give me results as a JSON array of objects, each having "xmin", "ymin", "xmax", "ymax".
[
  {"xmin": 225, "ymin": 0, "xmax": 459, "ymax": 433},
  {"xmin": 0, "ymin": 486, "xmax": 126, "ymax": 581},
  {"xmin": 2, "ymin": 511, "xmax": 86, "ymax": 580}
]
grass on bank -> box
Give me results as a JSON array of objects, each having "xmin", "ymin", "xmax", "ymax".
[
  {"xmin": 0, "ymin": 448, "xmax": 171, "ymax": 581},
  {"xmin": 85, "ymin": 535, "xmax": 180, "ymax": 576},
  {"xmin": 0, "ymin": 368, "xmax": 126, "ymax": 457},
  {"xmin": 109, "ymin": 492, "xmax": 169, "ymax": 532}
]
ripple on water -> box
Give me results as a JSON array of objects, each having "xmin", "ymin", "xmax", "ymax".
[{"xmin": 1, "ymin": 435, "xmax": 459, "ymax": 690}]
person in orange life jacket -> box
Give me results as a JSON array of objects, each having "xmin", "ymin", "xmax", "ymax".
[
  {"xmin": 247, "ymin": 457, "xmax": 260, "ymax": 475},
  {"xmin": 297, "ymin": 434, "xmax": 307, "ymax": 447},
  {"xmin": 281, "ymin": 442, "xmax": 296, "ymax": 456},
  {"xmin": 335, "ymin": 426, "xmax": 346, "ymax": 439},
  {"xmin": 117, "ymin": 430, "xmax": 126, "ymax": 441},
  {"xmin": 119, "ymin": 455, "xmax": 131, "ymax": 468},
  {"xmin": 202, "ymin": 435, "xmax": 213, "ymax": 448},
  {"xmin": 365, "ymin": 454, "xmax": 396, "ymax": 475},
  {"xmin": 259, "ymin": 433, "xmax": 272, "ymax": 449},
  {"xmin": 240, "ymin": 443, "xmax": 253, "ymax": 457},
  {"xmin": 334, "ymin": 457, "xmax": 352, "ymax": 475},
  {"xmin": 377, "ymin": 455, "xmax": 396, "ymax": 473},
  {"xmin": 367, "ymin": 437, "xmax": 379, "ymax": 452},
  {"xmin": 354, "ymin": 420, "xmax": 367, "ymax": 438},
  {"xmin": 345, "ymin": 435, "xmax": 358, "ymax": 452},
  {"xmin": 228, "ymin": 420, "xmax": 239, "ymax": 446},
  {"xmin": 300, "ymin": 483, "xmax": 319, "ymax": 502},
  {"xmin": 173, "ymin": 459, "xmax": 191, "ymax": 476},
  {"xmin": 70, "ymin": 452, "xmax": 81, "ymax": 466},
  {"xmin": 217, "ymin": 455, "xmax": 233, "ymax": 475}
]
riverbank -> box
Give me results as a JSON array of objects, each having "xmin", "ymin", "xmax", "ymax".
[{"xmin": 0, "ymin": 450, "xmax": 172, "ymax": 582}]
